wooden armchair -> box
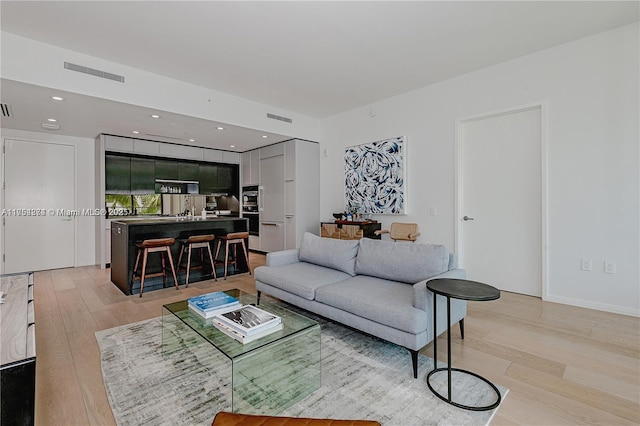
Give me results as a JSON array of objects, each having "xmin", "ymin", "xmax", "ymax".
[{"xmin": 374, "ymin": 222, "xmax": 420, "ymax": 242}]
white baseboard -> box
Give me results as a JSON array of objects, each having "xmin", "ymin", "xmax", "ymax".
[{"xmin": 544, "ymin": 294, "xmax": 639, "ymax": 317}]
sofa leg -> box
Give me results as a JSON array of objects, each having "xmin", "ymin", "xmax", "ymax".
[
  {"xmin": 256, "ymin": 290, "xmax": 261, "ymax": 305},
  {"xmin": 409, "ymin": 349, "xmax": 419, "ymax": 379},
  {"xmin": 459, "ymin": 318, "xmax": 464, "ymax": 339}
]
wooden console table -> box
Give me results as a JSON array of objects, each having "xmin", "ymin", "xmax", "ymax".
[{"xmin": 320, "ymin": 220, "xmax": 382, "ymax": 240}]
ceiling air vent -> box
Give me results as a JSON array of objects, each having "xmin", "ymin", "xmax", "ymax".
[
  {"xmin": 144, "ymin": 133, "xmax": 182, "ymax": 140},
  {"xmin": 42, "ymin": 123, "xmax": 60, "ymax": 130},
  {"xmin": 267, "ymin": 113, "xmax": 293, "ymax": 124},
  {"xmin": 1, "ymin": 103, "xmax": 12, "ymax": 117},
  {"xmin": 64, "ymin": 62, "xmax": 125, "ymax": 83}
]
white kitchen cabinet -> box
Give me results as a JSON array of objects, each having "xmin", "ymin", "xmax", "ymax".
[
  {"xmin": 133, "ymin": 139, "xmax": 160, "ymax": 155},
  {"xmin": 242, "ymin": 149, "xmax": 261, "ymax": 186},
  {"xmin": 249, "ymin": 235, "xmax": 260, "ymax": 251},
  {"xmin": 260, "ymin": 154, "xmax": 285, "ymax": 221},
  {"xmin": 284, "ymin": 140, "xmax": 320, "ymax": 250},
  {"xmin": 203, "ymin": 149, "xmax": 224, "ymax": 162},
  {"xmin": 259, "ymin": 220, "xmax": 285, "ymax": 252},
  {"xmin": 104, "ymin": 135, "xmax": 134, "ymax": 153},
  {"xmin": 159, "ymin": 143, "xmax": 204, "ymax": 161},
  {"xmin": 242, "ymin": 152, "xmax": 251, "ymax": 185},
  {"xmin": 223, "ymin": 151, "xmax": 240, "ymax": 164},
  {"xmin": 260, "ymin": 143, "xmax": 285, "ymax": 159},
  {"xmin": 256, "ymin": 139, "xmax": 319, "ymax": 252}
]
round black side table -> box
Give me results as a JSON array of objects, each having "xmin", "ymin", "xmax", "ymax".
[{"xmin": 426, "ymin": 278, "xmax": 501, "ymax": 411}]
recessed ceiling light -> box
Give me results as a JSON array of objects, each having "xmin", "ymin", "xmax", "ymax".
[
  {"xmin": 230, "ymin": 145, "xmax": 235, "ymax": 148},
  {"xmin": 47, "ymin": 118, "xmax": 57, "ymax": 122},
  {"xmin": 262, "ymin": 135, "xmax": 268, "ymax": 138},
  {"xmin": 132, "ymin": 130, "xmax": 140, "ymax": 134},
  {"xmin": 217, "ymin": 127, "xmax": 224, "ymax": 130},
  {"xmin": 51, "ymin": 96, "xmax": 64, "ymax": 101},
  {"xmin": 189, "ymin": 139, "xmax": 195, "ymax": 142},
  {"xmin": 151, "ymin": 114, "xmax": 160, "ymax": 119}
]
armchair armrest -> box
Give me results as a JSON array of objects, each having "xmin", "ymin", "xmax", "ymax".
[
  {"xmin": 408, "ymin": 232, "xmax": 421, "ymax": 239},
  {"xmin": 374, "ymin": 229, "xmax": 389, "ymax": 236},
  {"xmin": 265, "ymin": 249, "xmax": 300, "ymax": 267},
  {"xmin": 412, "ymin": 268, "xmax": 466, "ymax": 311}
]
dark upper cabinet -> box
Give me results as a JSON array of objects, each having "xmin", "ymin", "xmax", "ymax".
[
  {"xmin": 217, "ymin": 165, "xmax": 234, "ymax": 193},
  {"xmin": 198, "ymin": 164, "xmax": 238, "ymax": 195},
  {"xmin": 198, "ymin": 164, "xmax": 218, "ymax": 194},
  {"xmin": 105, "ymin": 155, "xmax": 131, "ymax": 194},
  {"xmin": 155, "ymin": 159, "xmax": 179, "ymax": 180},
  {"xmin": 178, "ymin": 162, "xmax": 199, "ymax": 181},
  {"xmin": 130, "ymin": 157, "xmax": 155, "ymax": 194}
]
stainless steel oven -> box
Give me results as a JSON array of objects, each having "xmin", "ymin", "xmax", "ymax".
[
  {"xmin": 242, "ymin": 186, "xmax": 259, "ymax": 213},
  {"xmin": 244, "ymin": 212, "xmax": 259, "ymax": 236}
]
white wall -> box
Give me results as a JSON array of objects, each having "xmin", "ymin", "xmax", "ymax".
[
  {"xmin": 319, "ymin": 23, "xmax": 639, "ymax": 316},
  {"xmin": 0, "ymin": 32, "xmax": 321, "ymax": 143},
  {"xmin": 0, "ymin": 128, "xmax": 97, "ymax": 268}
]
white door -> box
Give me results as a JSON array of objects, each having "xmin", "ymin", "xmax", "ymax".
[
  {"xmin": 3, "ymin": 139, "xmax": 75, "ymax": 273},
  {"xmin": 458, "ymin": 106, "xmax": 543, "ymax": 297}
]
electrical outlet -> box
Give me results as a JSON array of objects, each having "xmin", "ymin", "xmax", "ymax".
[
  {"xmin": 430, "ymin": 207, "xmax": 438, "ymax": 216},
  {"xmin": 581, "ymin": 258, "xmax": 592, "ymax": 271},
  {"xmin": 604, "ymin": 261, "xmax": 616, "ymax": 274}
]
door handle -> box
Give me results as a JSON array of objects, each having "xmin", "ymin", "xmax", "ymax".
[
  {"xmin": 261, "ymin": 222, "xmax": 280, "ymax": 227},
  {"xmin": 463, "ymin": 216, "xmax": 474, "ymax": 221}
]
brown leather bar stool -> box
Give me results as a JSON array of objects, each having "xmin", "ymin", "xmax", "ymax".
[
  {"xmin": 176, "ymin": 234, "xmax": 217, "ymax": 286},
  {"xmin": 130, "ymin": 237, "xmax": 179, "ymax": 297},
  {"xmin": 214, "ymin": 231, "xmax": 251, "ymax": 280}
]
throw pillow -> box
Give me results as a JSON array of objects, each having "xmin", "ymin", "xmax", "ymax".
[{"xmin": 355, "ymin": 238, "xmax": 449, "ymax": 283}]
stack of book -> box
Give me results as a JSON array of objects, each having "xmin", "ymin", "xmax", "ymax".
[
  {"xmin": 212, "ymin": 305, "xmax": 283, "ymax": 344},
  {"xmin": 187, "ymin": 291, "xmax": 241, "ymax": 319}
]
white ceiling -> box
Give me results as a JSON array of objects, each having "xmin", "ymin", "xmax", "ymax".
[{"xmin": 1, "ymin": 1, "xmax": 638, "ymax": 150}]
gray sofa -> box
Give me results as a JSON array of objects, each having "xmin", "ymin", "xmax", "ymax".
[{"xmin": 254, "ymin": 232, "xmax": 467, "ymax": 378}]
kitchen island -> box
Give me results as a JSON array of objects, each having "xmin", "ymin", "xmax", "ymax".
[{"xmin": 111, "ymin": 217, "xmax": 249, "ymax": 295}]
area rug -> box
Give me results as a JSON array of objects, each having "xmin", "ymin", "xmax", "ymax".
[{"xmin": 96, "ymin": 310, "xmax": 508, "ymax": 426}]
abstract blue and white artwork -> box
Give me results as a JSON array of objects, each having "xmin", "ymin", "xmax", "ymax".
[{"xmin": 344, "ymin": 136, "xmax": 405, "ymax": 214}]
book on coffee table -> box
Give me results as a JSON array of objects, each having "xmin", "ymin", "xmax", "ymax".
[
  {"xmin": 212, "ymin": 305, "xmax": 281, "ymax": 336},
  {"xmin": 187, "ymin": 291, "xmax": 241, "ymax": 319},
  {"xmin": 213, "ymin": 320, "xmax": 283, "ymax": 344}
]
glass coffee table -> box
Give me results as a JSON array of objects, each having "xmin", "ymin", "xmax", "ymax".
[{"xmin": 162, "ymin": 289, "xmax": 321, "ymax": 415}]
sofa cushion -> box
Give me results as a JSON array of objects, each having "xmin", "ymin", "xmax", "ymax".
[
  {"xmin": 315, "ymin": 275, "xmax": 428, "ymax": 334},
  {"xmin": 299, "ymin": 232, "xmax": 359, "ymax": 276},
  {"xmin": 254, "ymin": 262, "xmax": 351, "ymax": 301},
  {"xmin": 355, "ymin": 238, "xmax": 450, "ymax": 284}
]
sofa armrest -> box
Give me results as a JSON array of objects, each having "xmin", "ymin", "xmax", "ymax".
[
  {"xmin": 412, "ymin": 268, "xmax": 466, "ymax": 311},
  {"xmin": 265, "ymin": 249, "xmax": 300, "ymax": 267}
]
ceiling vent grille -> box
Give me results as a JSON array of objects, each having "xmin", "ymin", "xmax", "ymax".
[
  {"xmin": 144, "ymin": 133, "xmax": 182, "ymax": 140},
  {"xmin": 42, "ymin": 123, "xmax": 60, "ymax": 130},
  {"xmin": 1, "ymin": 103, "xmax": 12, "ymax": 117},
  {"xmin": 267, "ymin": 113, "xmax": 293, "ymax": 124},
  {"xmin": 64, "ymin": 62, "xmax": 125, "ymax": 83}
]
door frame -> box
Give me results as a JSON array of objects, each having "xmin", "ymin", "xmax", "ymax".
[{"xmin": 454, "ymin": 101, "xmax": 549, "ymax": 300}]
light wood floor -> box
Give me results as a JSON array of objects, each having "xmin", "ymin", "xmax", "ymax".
[{"xmin": 32, "ymin": 253, "xmax": 639, "ymax": 425}]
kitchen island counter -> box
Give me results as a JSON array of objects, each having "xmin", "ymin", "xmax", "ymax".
[{"xmin": 111, "ymin": 217, "xmax": 248, "ymax": 295}]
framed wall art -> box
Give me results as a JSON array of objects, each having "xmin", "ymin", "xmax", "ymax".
[{"xmin": 344, "ymin": 136, "xmax": 405, "ymax": 214}]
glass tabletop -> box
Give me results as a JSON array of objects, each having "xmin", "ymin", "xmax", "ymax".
[{"xmin": 162, "ymin": 289, "xmax": 319, "ymax": 359}]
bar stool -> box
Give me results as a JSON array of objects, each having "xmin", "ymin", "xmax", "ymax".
[
  {"xmin": 176, "ymin": 234, "xmax": 217, "ymax": 286},
  {"xmin": 214, "ymin": 231, "xmax": 251, "ymax": 280},
  {"xmin": 130, "ymin": 237, "xmax": 179, "ymax": 297}
]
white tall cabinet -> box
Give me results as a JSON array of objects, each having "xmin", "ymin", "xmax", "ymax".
[{"xmin": 245, "ymin": 139, "xmax": 319, "ymax": 252}]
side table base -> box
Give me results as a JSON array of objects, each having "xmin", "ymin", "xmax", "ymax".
[{"xmin": 427, "ymin": 367, "xmax": 501, "ymax": 411}]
